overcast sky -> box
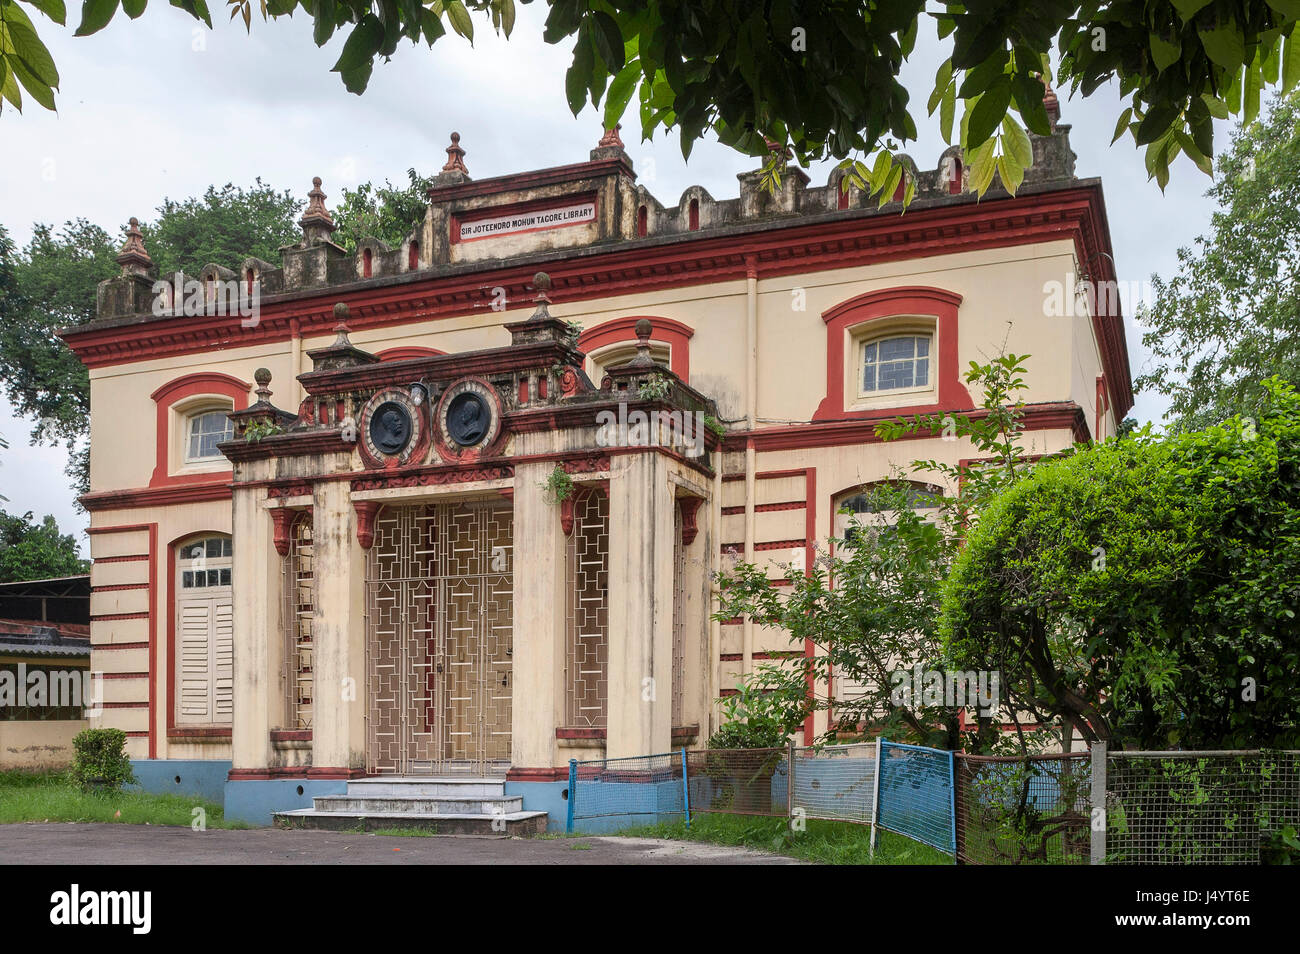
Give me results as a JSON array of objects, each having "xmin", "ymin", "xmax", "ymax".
[{"xmin": 0, "ymin": 5, "xmax": 1226, "ymax": 553}]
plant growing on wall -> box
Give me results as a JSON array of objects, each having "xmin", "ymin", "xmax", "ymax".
[
  {"xmin": 540, "ymin": 465, "xmax": 574, "ymax": 504},
  {"xmin": 243, "ymin": 421, "xmax": 285, "ymax": 443},
  {"xmin": 638, "ymin": 373, "xmax": 671, "ymax": 400}
]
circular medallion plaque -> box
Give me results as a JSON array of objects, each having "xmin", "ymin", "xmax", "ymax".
[
  {"xmin": 369, "ymin": 401, "xmax": 413, "ymax": 455},
  {"xmin": 359, "ymin": 388, "xmax": 427, "ymax": 467},
  {"xmin": 436, "ymin": 378, "xmax": 501, "ymax": 455}
]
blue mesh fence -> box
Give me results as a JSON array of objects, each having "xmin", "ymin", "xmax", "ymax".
[
  {"xmin": 877, "ymin": 741, "xmax": 956, "ymax": 855},
  {"xmin": 566, "ymin": 751, "xmax": 689, "ymax": 833}
]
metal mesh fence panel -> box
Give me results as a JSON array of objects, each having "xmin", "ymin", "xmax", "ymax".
[
  {"xmin": 567, "ymin": 752, "xmax": 686, "ymax": 832},
  {"xmin": 686, "ymin": 748, "xmax": 789, "ymax": 816},
  {"xmin": 955, "ymin": 752, "xmax": 1091, "ymax": 865},
  {"xmin": 1105, "ymin": 750, "xmax": 1300, "ymax": 865},
  {"xmin": 878, "ymin": 741, "xmax": 955, "ymax": 855},
  {"xmin": 790, "ymin": 742, "xmax": 876, "ymax": 824}
]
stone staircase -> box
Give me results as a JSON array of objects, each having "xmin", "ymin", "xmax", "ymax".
[{"xmin": 273, "ymin": 777, "xmax": 549, "ymax": 836}]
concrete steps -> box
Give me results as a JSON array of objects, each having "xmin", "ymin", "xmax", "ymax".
[{"xmin": 273, "ymin": 776, "xmax": 548, "ymax": 836}]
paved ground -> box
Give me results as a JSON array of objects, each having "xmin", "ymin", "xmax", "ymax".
[{"xmin": 0, "ymin": 824, "xmax": 800, "ymax": 865}]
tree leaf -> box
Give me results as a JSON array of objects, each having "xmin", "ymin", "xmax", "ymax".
[
  {"xmin": 1150, "ymin": 31, "xmax": 1181, "ymax": 73},
  {"xmin": 22, "ymin": 0, "xmax": 67, "ymax": 25},
  {"xmin": 1112, "ymin": 105, "xmax": 1133, "ymax": 144},
  {"xmin": 73, "ymin": 0, "xmax": 119, "ymax": 35},
  {"xmin": 602, "ymin": 59, "xmax": 638, "ymax": 128},
  {"xmin": 1283, "ymin": 29, "xmax": 1300, "ymax": 93},
  {"xmin": 121, "ymin": 0, "xmax": 145, "ymax": 18},
  {"xmin": 1171, "ymin": 0, "xmax": 1214, "ymax": 19},
  {"xmin": 332, "ymin": 14, "xmax": 384, "ymax": 74},
  {"xmin": 1199, "ymin": 23, "xmax": 1246, "ymax": 70},
  {"xmin": 1001, "ymin": 114, "xmax": 1032, "ymax": 167},
  {"xmin": 996, "ymin": 153, "xmax": 1024, "ymax": 195},
  {"xmin": 966, "ymin": 76, "xmax": 1011, "ymax": 149},
  {"xmin": 444, "ymin": 0, "xmax": 472, "ymax": 42},
  {"xmin": 590, "ymin": 10, "xmax": 623, "ymax": 71}
]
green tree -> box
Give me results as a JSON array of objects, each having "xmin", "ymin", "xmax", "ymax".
[
  {"xmin": 0, "ymin": 182, "xmax": 300, "ymax": 496},
  {"xmin": 143, "ymin": 179, "xmax": 301, "ymax": 279},
  {"xmin": 0, "ymin": 509, "xmax": 88, "ymax": 582},
  {"xmin": 331, "ymin": 168, "xmax": 433, "ymax": 252},
  {"xmin": 941, "ymin": 377, "xmax": 1300, "ymax": 750},
  {"xmin": 713, "ymin": 354, "xmax": 1041, "ymax": 751},
  {"xmin": 6, "ymin": 2, "xmax": 1300, "ymax": 195},
  {"xmin": 0, "ymin": 219, "xmax": 116, "ymax": 495},
  {"xmin": 1137, "ymin": 88, "xmax": 1300, "ymax": 431}
]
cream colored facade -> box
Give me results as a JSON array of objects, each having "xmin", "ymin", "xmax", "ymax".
[{"xmin": 65, "ymin": 118, "xmax": 1131, "ymax": 789}]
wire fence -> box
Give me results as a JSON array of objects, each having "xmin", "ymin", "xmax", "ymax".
[
  {"xmin": 566, "ymin": 743, "xmax": 1299, "ymax": 864},
  {"xmin": 954, "ymin": 752, "xmax": 1092, "ymax": 864},
  {"xmin": 1104, "ymin": 750, "xmax": 1300, "ymax": 865}
]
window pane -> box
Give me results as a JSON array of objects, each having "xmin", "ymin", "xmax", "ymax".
[
  {"xmin": 182, "ymin": 571, "xmax": 193, "ymax": 588},
  {"xmin": 916, "ymin": 357, "xmax": 930, "ymax": 387},
  {"xmin": 916, "ymin": 336, "xmax": 930, "ymax": 357},
  {"xmin": 878, "ymin": 360, "xmax": 914, "ymax": 390},
  {"xmin": 187, "ymin": 411, "xmax": 233, "ymax": 460},
  {"xmin": 863, "ymin": 342, "xmax": 877, "ymax": 363},
  {"xmin": 862, "ymin": 362, "xmax": 877, "ymax": 392},
  {"xmin": 879, "ymin": 337, "xmax": 914, "ymax": 361},
  {"xmin": 206, "ymin": 539, "xmax": 222, "ymax": 558},
  {"xmin": 222, "ymin": 539, "xmax": 233, "ymax": 557},
  {"xmin": 220, "ymin": 568, "xmax": 231, "ymax": 586}
]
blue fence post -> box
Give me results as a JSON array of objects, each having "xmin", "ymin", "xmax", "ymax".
[
  {"xmin": 869, "ymin": 736, "xmax": 884, "ymax": 856},
  {"xmin": 948, "ymin": 749, "xmax": 958, "ymax": 862},
  {"xmin": 566, "ymin": 759, "xmax": 577, "ymax": 834},
  {"xmin": 681, "ymin": 747, "xmax": 691, "ymax": 830}
]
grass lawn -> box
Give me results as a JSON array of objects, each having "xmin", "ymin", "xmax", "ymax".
[
  {"xmin": 0, "ymin": 769, "xmax": 249, "ymax": 829},
  {"xmin": 616, "ymin": 812, "xmax": 951, "ymax": 864}
]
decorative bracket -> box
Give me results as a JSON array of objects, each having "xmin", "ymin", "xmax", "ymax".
[
  {"xmin": 271, "ymin": 508, "xmax": 295, "ymax": 557},
  {"xmin": 354, "ymin": 500, "xmax": 382, "ymax": 550},
  {"xmin": 678, "ymin": 496, "xmax": 704, "ymax": 546}
]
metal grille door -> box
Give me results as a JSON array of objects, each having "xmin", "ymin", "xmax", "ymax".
[{"xmin": 366, "ymin": 500, "xmax": 513, "ymax": 775}]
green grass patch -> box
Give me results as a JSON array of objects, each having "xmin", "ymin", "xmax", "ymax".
[
  {"xmin": 616, "ymin": 812, "xmax": 951, "ymax": 865},
  {"xmin": 368, "ymin": 827, "xmax": 438, "ymax": 838},
  {"xmin": 0, "ymin": 769, "xmax": 249, "ymax": 829}
]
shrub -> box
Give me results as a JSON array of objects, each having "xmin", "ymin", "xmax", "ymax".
[
  {"xmin": 941, "ymin": 377, "xmax": 1300, "ymax": 750},
  {"xmin": 70, "ymin": 728, "xmax": 136, "ymax": 792}
]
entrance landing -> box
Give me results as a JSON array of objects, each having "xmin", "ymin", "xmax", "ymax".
[{"xmin": 273, "ymin": 776, "xmax": 548, "ymax": 836}]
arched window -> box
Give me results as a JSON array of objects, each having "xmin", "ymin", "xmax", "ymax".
[
  {"xmin": 362, "ymin": 248, "xmax": 374, "ymax": 278},
  {"xmin": 637, "ymin": 205, "xmax": 648, "ymax": 237},
  {"xmin": 948, "ymin": 157, "xmax": 963, "ymax": 194},
  {"xmin": 185, "ymin": 409, "xmax": 234, "ymax": 463},
  {"xmin": 408, "ymin": 241, "xmax": 419, "ymax": 271},
  {"xmin": 859, "ymin": 333, "xmax": 931, "ymax": 396},
  {"xmin": 688, "ymin": 198, "xmax": 700, "ymax": 231}
]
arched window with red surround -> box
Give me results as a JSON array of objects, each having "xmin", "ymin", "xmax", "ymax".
[
  {"xmin": 362, "ymin": 248, "xmax": 374, "ymax": 278},
  {"xmin": 812, "ymin": 287, "xmax": 972, "ymax": 421},
  {"xmin": 149, "ymin": 372, "xmax": 251, "ymax": 488},
  {"xmin": 407, "ymin": 241, "xmax": 419, "ymax": 271},
  {"xmin": 576, "ymin": 317, "xmax": 694, "ymax": 384},
  {"xmin": 637, "ymin": 205, "xmax": 648, "ymax": 237},
  {"xmin": 688, "ymin": 198, "xmax": 700, "ymax": 231}
]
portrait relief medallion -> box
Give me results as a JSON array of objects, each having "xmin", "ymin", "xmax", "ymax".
[
  {"xmin": 360, "ymin": 388, "xmax": 426, "ymax": 467},
  {"xmin": 437, "ymin": 378, "xmax": 501, "ymax": 453}
]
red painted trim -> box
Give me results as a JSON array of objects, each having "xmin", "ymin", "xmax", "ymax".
[
  {"xmin": 814, "ymin": 286, "xmax": 970, "ymax": 421},
  {"xmin": 91, "ymin": 523, "xmax": 156, "ymax": 757},
  {"xmin": 169, "ymin": 727, "xmax": 231, "ymax": 739},
  {"xmin": 92, "ymin": 583, "xmax": 149, "ymax": 592},
  {"xmin": 506, "ymin": 766, "xmax": 570, "ymax": 782},
  {"xmin": 102, "ymin": 671, "xmax": 148, "ymax": 679},
  {"xmin": 376, "ymin": 346, "xmax": 446, "ymax": 361},
  {"xmin": 90, "ymin": 612, "xmax": 149, "ymax": 621},
  {"xmin": 149, "ymin": 372, "xmax": 251, "ymax": 489},
  {"xmin": 81, "ymin": 481, "xmax": 232, "ymax": 512},
  {"xmin": 576, "ymin": 316, "xmax": 694, "ymax": 381},
  {"xmin": 270, "ymin": 729, "xmax": 312, "ymax": 743},
  {"xmin": 102, "ymin": 701, "xmax": 147, "ymax": 709},
  {"xmin": 62, "ymin": 184, "xmax": 1132, "ymax": 416},
  {"xmin": 92, "ymin": 553, "xmax": 150, "ymax": 563},
  {"xmin": 556, "ymin": 727, "xmax": 607, "ymax": 740},
  {"xmin": 803, "ymin": 467, "xmax": 817, "ymax": 745}
]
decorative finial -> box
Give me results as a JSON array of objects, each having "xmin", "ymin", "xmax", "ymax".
[
  {"xmin": 598, "ymin": 124, "xmax": 624, "ymax": 149},
  {"xmin": 527, "ymin": 272, "xmax": 553, "ymax": 322},
  {"xmin": 332, "ymin": 302, "xmax": 353, "ymax": 345},
  {"xmin": 299, "ymin": 176, "xmax": 336, "ymax": 244},
  {"xmin": 1041, "ymin": 77, "xmax": 1060, "ymax": 126},
  {"xmin": 442, "ymin": 132, "xmax": 469, "ymax": 175},
  {"xmin": 253, "ymin": 367, "xmax": 273, "ymax": 403},
  {"xmin": 629, "ymin": 318, "xmax": 655, "ymax": 368},
  {"xmin": 116, "ymin": 217, "xmax": 153, "ymax": 277}
]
